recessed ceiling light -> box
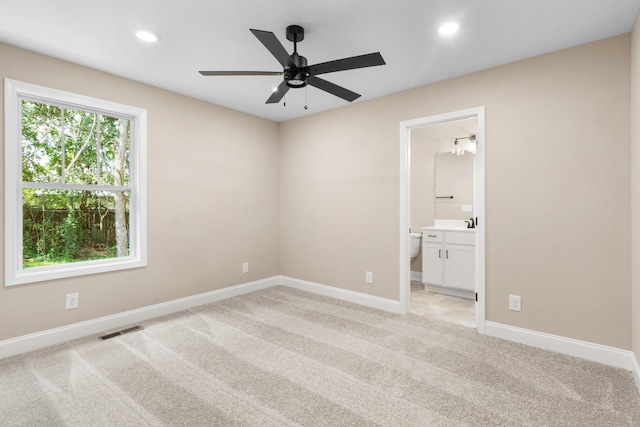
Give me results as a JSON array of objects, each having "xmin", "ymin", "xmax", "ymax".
[
  {"xmin": 136, "ymin": 30, "xmax": 159, "ymax": 43},
  {"xmin": 438, "ymin": 22, "xmax": 460, "ymax": 36}
]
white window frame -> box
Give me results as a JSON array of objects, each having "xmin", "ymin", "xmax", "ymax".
[{"xmin": 4, "ymin": 79, "xmax": 147, "ymax": 286}]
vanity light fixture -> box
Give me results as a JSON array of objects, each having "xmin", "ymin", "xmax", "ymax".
[
  {"xmin": 468, "ymin": 135, "xmax": 477, "ymax": 154},
  {"xmin": 136, "ymin": 30, "xmax": 159, "ymax": 43},
  {"xmin": 452, "ymin": 139, "xmax": 461, "ymax": 155},
  {"xmin": 438, "ymin": 22, "xmax": 460, "ymax": 36},
  {"xmin": 452, "ymin": 135, "xmax": 476, "ymax": 155}
]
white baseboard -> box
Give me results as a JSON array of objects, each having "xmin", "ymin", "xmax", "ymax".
[
  {"xmin": 3, "ymin": 273, "xmax": 639, "ymax": 397},
  {"xmin": 410, "ymin": 271, "xmax": 422, "ymax": 282},
  {"xmin": 485, "ymin": 321, "xmax": 637, "ymax": 371},
  {"xmin": 0, "ymin": 275, "xmax": 401, "ymax": 360},
  {"xmin": 0, "ymin": 276, "xmax": 279, "ymax": 360},
  {"xmin": 423, "ymin": 283, "xmax": 474, "ymax": 299},
  {"xmin": 278, "ymin": 275, "xmax": 404, "ymax": 314}
]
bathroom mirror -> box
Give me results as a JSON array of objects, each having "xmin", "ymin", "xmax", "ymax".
[{"xmin": 434, "ymin": 151, "xmax": 474, "ymax": 220}]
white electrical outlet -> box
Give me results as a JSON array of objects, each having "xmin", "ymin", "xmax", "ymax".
[
  {"xmin": 509, "ymin": 295, "xmax": 521, "ymax": 312},
  {"xmin": 65, "ymin": 293, "xmax": 79, "ymax": 310},
  {"xmin": 365, "ymin": 271, "xmax": 373, "ymax": 284},
  {"xmin": 242, "ymin": 262, "xmax": 249, "ymax": 274}
]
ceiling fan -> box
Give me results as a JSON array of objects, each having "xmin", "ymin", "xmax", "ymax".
[{"xmin": 199, "ymin": 25, "xmax": 386, "ymax": 104}]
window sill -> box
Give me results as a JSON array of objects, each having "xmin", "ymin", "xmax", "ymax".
[{"xmin": 5, "ymin": 256, "xmax": 147, "ymax": 286}]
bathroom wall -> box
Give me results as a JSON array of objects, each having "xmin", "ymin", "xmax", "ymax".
[
  {"xmin": 280, "ymin": 34, "xmax": 631, "ymax": 349},
  {"xmin": 0, "ymin": 43, "xmax": 281, "ymax": 341},
  {"xmin": 434, "ymin": 152, "xmax": 474, "ymax": 220},
  {"xmin": 409, "ymin": 128, "xmax": 439, "ymax": 273}
]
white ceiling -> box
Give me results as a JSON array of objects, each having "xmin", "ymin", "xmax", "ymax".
[{"xmin": 1, "ymin": 0, "xmax": 638, "ymax": 123}]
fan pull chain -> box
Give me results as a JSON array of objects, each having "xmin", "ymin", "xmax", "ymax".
[
  {"xmin": 304, "ymin": 86, "xmax": 308, "ymax": 110},
  {"xmin": 283, "ymin": 93, "xmax": 286, "ymax": 107}
]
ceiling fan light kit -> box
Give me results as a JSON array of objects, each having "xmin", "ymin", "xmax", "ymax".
[{"xmin": 199, "ymin": 24, "xmax": 386, "ymax": 105}]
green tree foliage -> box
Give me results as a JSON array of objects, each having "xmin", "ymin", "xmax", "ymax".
[
  {"xmin": 21, "ymin": 101, "xmax": 62, "ymax": 183},
  {"xmin": 21, "ymin": 100, "xmax": 130, "ymax": 267}
]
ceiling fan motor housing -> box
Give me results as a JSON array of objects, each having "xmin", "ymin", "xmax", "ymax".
[{"xmin": 286, "ymin": 53, "xmax": 308, "ymax": 88}]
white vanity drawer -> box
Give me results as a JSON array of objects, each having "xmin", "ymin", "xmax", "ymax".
[
  {"xmin": 446, "ymin": 231, "xmax": 475, "ymax": 246},
  {"xmin": 422, "ymin": 230, "xmax": 443, "ymax": 243}
]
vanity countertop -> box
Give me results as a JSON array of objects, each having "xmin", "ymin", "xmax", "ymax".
[{"xmin": 422, "ymin": 226, "xmax": 475, "ymax": 233}]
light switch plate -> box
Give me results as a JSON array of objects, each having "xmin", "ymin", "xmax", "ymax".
[
  {"xmin": 365, "ymin": 271, "xmax": 373, "ymax": 284},
  {"xmin": 509, "ymin": 295, "xmax": 521, "ymax": 312},
  {"xmin": 65, "ymin": 293, "xmax": 79, "ymax": 310}
]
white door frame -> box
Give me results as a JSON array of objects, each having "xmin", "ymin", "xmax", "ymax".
[{"xmin": 399, "ymin": 106, "xmax": 486, "ymax": 334}]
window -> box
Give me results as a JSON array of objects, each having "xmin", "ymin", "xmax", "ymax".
[{"xmin": 4, "ymin": 79, "xmax": 147, "ymax": 286}]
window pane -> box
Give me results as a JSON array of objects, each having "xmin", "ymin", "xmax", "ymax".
[
  {"xmin": 21, "ymin": 100, "xmax": 63, "ymax": 183},
  {"xmin": 22, "ymin": 188, "xmax": 130, "ymax": 268},
  {"xmin": 100, "ymin": 116, "xmax": 130, "ymax": 186},
  {"xmin": 63, "ymin": 108, "xmax": 99, "ymax": 185},
  {"xmin": 9, "ymin": 80, "xmax": 146, "ymax": 285}
]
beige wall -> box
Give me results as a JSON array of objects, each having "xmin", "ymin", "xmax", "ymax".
[
  {"xmin": 1, "ymin": 33, "xmax": 634, "ymax": 351},
  {"xmin": 0, "ymin": 43, "xmax": 280, "ymax": 341},
  {"xmin": 280, "ymin": 35, "xmax": 631, "ymax": 349},
  {"xmin": 631, "ymin": 14, "xmax": 640, "ymax": 362}
]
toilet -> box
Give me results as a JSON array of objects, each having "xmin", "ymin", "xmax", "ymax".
[{"xmin": 409, "ymin": 232, "xmax": 421, "ymax": 258}]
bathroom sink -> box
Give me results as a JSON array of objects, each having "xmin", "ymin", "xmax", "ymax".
[
  {"xmin": 425, "ymin": 219, "xmax": 474, "ymax": 231},
  {"xmin": 423, "ymin": 225, "xmax": 473, "ymax": 231}
]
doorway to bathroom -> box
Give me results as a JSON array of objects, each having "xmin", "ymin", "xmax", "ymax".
[{"xmin": 399, "ymin": 107, "xmax": 485, "ymax": 334}]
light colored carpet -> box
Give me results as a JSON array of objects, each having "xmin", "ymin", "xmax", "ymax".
[{"xmin": 1, "ymin": 286, "xmax": 639, "ymax": 426}]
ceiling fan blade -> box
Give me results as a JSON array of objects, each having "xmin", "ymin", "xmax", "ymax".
[
  {"xmin": 306, "ymin": 76, "xmax": 361, "ymax": 102},
  {"xmin": 250, "ymin": 29, "xmax": 295, "ymax": 69},
  {"xmin": 308, "ymin": 52, "xmax": 385, "ymax": 76},
  {"xmin": 199, "ymin": 71, "xmax": 284, "ymax": 76},
  {"xmin": 266, "ymin": 80, "xmax": 290, "ymax": 104}
]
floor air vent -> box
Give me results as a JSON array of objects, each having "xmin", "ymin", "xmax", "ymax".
[{"xmin": 99, "ymin": 325, "xmax": 144, "ymax": 341}]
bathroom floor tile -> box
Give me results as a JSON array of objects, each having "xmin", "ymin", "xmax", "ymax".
[{"xmin": 410, "ymin": 281, "xmax": 475, "ymax": 328}]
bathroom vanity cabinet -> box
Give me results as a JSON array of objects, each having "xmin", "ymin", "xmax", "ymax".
[{"xmin": 421, "ymin": 228, "xmax": 475, "ymax": 293}]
